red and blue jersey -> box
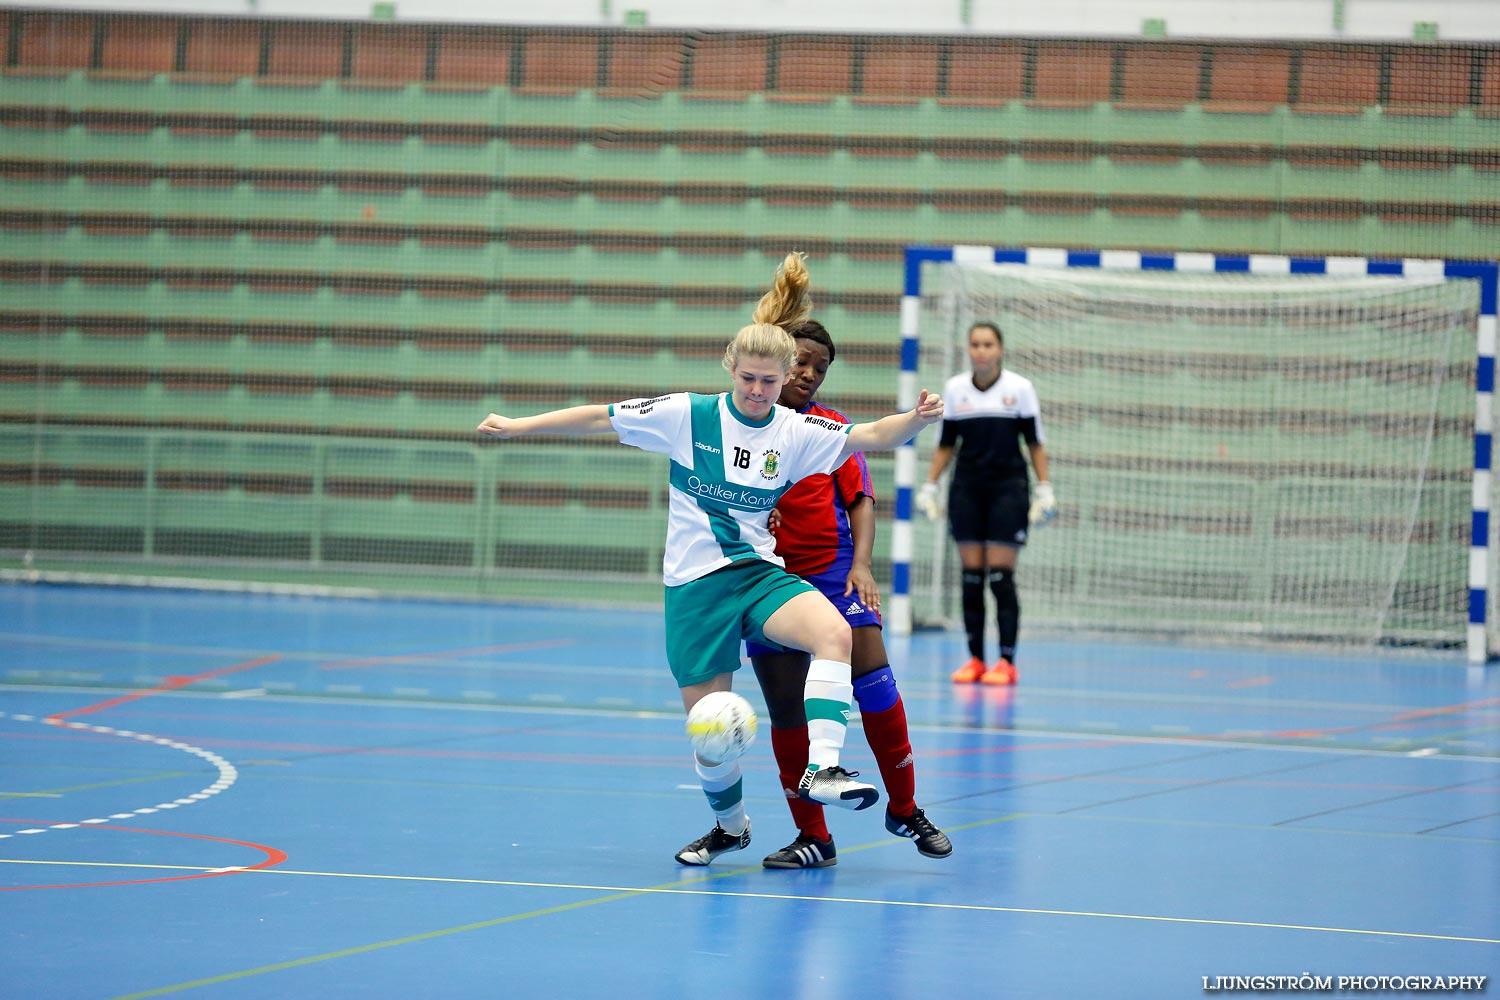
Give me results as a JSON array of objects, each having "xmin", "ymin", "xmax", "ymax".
[{"xmin": 772, "ymin": 401, "xmax": 874, "ymax": 577}]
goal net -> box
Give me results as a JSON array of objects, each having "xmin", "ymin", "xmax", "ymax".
[{"xmin": 908, "ymin": 259, "xmax": 1482, "ymax": 652}]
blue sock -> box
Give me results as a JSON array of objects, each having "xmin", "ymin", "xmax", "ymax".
[{"xmin": 853, "ymin": 667, "xmax": 899, "ymax": 714}]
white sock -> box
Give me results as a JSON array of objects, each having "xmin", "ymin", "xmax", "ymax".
[
  {"xmin": 694, "ymin": 754, "xmax": 747, "ymax": 836},
  {"xmin": 804, "ymin": 658, "xmax": 853, "ymax": 770}
]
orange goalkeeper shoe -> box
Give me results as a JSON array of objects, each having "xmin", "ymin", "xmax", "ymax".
[
  {"xmin": 951, "ymin": 657, "xmax": 986, "ymax": 683},
  {"xmin": 980, "ymin": 658, "xmax": 1018, "ymax": 686}
]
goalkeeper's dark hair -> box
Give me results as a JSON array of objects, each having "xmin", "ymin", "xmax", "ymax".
[
  {"xmin": 970, "ymin": 321, "xmax": 1004, "ymax": 345},
  {"xmin": 787, "ymin": 319, "xmax": 835, "ymax": 364}
]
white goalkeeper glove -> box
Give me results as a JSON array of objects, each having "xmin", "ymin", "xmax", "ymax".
[
  {"xmin": 916, "ymin": 481, "xmax": 943, "ymax": 522},
  {"xmin": 1028, "ymin": 481, "xmax": 1056, "ymax": 526}
]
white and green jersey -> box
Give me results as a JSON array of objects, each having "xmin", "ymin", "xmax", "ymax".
[{"xmin": 609, "ymin": 392, "xmax": 852, "ymax": 586}]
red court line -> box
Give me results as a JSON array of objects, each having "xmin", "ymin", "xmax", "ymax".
[
  {"xmin": 45, "ymin": 654, "xmax": 282, "ymax": 722},
  {"xmin": 1271, "ymin": 696, "xmax": 1500, "ymax": 740},
  {"xmin": 924, "ymin": 739, "xmax": 1133, "ymax": 758},
  {"xmin": 11, "ymin": 653, "xmax": 289, "ymax": 891},
  {"xmin": 0, "ymin": 819, "xmax": 286, "ymax": 891},
  {"xmin": 1389, "ymin": 697, "xmax": 1500, "ymax": 724}
]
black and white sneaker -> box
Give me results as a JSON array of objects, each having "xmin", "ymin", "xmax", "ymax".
[
  {"xmin": 763, "ymin": 834, "xmax": 838, "ymax": 869},
  {"xmin": 797, "ymin": 765, "xmax": 879, "ymax": 811},
  {"xmin": 885, "ymin": 806, "xmax": 952, "ymax": 859},
  {"xmin": 674, "ymin": 821, "xmax": 751, "ymax": 866}
]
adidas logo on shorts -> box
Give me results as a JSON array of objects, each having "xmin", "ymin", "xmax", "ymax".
[{"xmin": 845, "ymin": 602, "xmax": 862, "ymax": 615}]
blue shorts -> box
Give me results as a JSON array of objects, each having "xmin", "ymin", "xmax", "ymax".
[{"xmin": 744, "ymin": 549, "xmax": 882, "ymax": 658}]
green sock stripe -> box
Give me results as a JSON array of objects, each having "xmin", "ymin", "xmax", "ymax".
[
  {"xmin": 805, "ymin": 698, "xmax": 850, "ymax": 725},
  {"xmin": 704, "ymin": 777, "xmax": 743, "ymax": 812}
]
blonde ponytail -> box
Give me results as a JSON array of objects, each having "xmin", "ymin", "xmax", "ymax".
[
  {"xmin": 722, "ymin": 252, "xmax": 811, "ymax": 373},
  {"xmin": 752, "ymin": 251, "xmax": 812, "ymax": 329}
]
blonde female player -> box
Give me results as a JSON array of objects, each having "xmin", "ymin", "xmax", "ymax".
[{"xmin": 477, "ymin": 253, "xmax": 944, "ymax": 866}]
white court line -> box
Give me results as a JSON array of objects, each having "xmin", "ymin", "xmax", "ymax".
[{"xmin": 0, "ymin": 712, "xmax": 238, "ymax": 841}]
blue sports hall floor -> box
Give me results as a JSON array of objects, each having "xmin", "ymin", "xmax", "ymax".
[{"xmin": 1, "ymin": 581, "xmax": 1496, "ymax": 999}]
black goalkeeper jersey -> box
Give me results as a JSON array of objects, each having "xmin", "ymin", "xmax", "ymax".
[{"xmin": 937, "ymin": 368, "xmax": 1046, "ymax": 485}]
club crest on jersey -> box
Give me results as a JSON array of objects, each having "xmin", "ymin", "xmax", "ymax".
[
  {"xmin": 1003, "ymin": 394, "xmax": 1017, "ymax": 407},
  {"xmin": 759, "ymin": 449, "xmax": 782, "ymax": 480}
]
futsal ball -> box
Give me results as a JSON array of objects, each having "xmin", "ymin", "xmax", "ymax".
[{"xmin": 686, "ymin": 691, "xmax": 758, "ymax": 763}]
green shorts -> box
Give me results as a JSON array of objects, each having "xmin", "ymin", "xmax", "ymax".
[{"xmin": 663, "ymin": 559, "xmax": 820, "ymax": 688}]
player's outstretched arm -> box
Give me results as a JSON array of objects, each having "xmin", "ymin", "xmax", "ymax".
[
  {"xmin": 477, "ymin": 404, "xmax": 615, "ymax": 440},
  {"xmin": 840, "ymin": 390, "xmax": 943, "ymax": 461}
]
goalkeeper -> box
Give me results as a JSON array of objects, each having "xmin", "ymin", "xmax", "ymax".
[{"xmin": 917, "ymin": 321, "xmax": 1053, "ymax": 686}]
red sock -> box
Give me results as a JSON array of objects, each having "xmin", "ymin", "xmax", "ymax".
[
  {"xmin": 770, "ymin": 724, "xmax": 830, "ymax": 842},
  {"xmin": 861, "ymin": 696, "xmax": 916, "ymax": 817}
]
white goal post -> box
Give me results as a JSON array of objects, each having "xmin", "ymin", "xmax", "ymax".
[{"xmin": 888, "ymin": 246, "xmax": 1499, "ymax": 665}]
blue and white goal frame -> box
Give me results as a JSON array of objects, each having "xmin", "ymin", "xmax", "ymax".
[{"xmin": 890, "ymin": 245, "xmax": 1500, "ymax": 664}]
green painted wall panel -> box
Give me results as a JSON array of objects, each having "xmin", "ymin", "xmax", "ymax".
[{"xmin": 2, "ymin": 67, "xmax": 1490, "ymax": 599}]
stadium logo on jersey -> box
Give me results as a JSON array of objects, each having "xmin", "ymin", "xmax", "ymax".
[
  {"xmin": 759, "ymin": 449, "xmax": 782, "ymax": 481},
  {"xmin": 694, "ymin": 441, "xmax": 721, "ymax": 454}
]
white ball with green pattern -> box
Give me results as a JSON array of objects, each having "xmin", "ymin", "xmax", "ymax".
[{"xmin": 686, "ymin": 691, "xmax": 758, "ymax": 763}]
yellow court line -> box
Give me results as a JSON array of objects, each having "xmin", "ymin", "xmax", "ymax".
[
  {"xmin": 3, "ymin": 847, "xmax": 1491, "ymax": 1000},
  {"xmin": 108, "ymin": 887, "xmax": 652, "ymax": 1000},
  {"xmin": 5, "ymin": 854, "xmax": 1492, "ymax": 950},
  {"xmin": 0, "ymin": 810, "xmax": 1486, "ymax": 998},
  {"xmin": 82, "ymin": 864, "xmax": 1497, "ymax": 1000},
  {"xmin": 1, "ymin": 772, "xmax": 193, "ymax": 800},
  {"xmin": 157, "ymin": 865, "xmax": 1500, "ymax": 945},
  {"xmin": 0, "ymin": 858, "xmax": 1490, "ymax": 1000},
  {"xmin": 57, "ymin": 862, "xmax": 1488, "ymax": 947}
]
